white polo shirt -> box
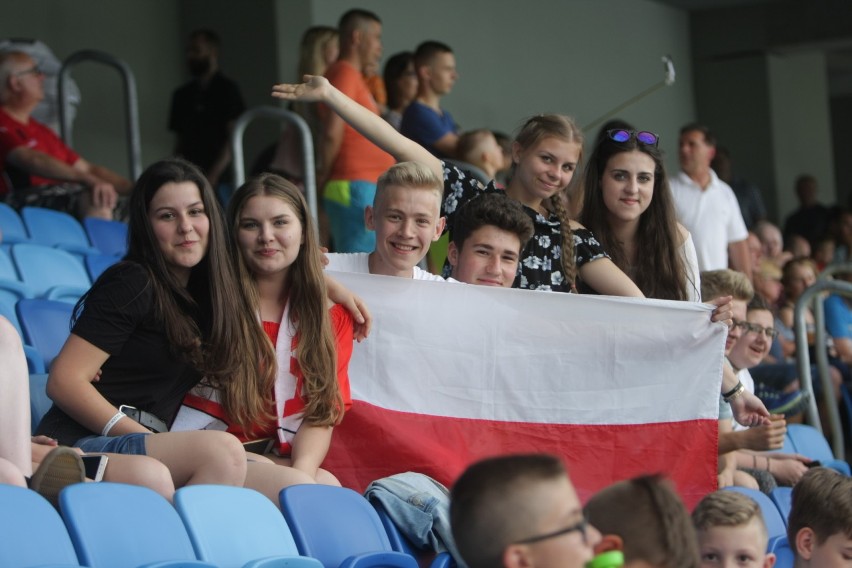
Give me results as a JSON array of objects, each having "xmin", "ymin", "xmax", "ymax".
[
  {"xmin": 326, "ymin": 252, "xmax": 447, "ymax": 281},
  {"xmin": 670, "ymin": 170, "xmax": 748, "ymax": 271}
]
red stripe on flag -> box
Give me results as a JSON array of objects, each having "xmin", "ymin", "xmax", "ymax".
[{"xmin": 326, "ymin": 401, "xmax": 718, "ymax": 509}]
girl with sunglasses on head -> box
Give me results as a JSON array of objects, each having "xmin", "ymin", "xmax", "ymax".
[
  {"xmin": 578, "ymin": 127, "xmax": 699, "ymax": 301},
  {"xmin": 174, "ymin": 173, "xmax": 354, "ymax": 496},
  {"xmin": 272, "ymin": 76, "xmax": 643, "ymax": 296}
]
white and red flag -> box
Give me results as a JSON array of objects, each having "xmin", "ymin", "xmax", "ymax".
[{"xmin": 324, "ymin": 271, "xmax": 725, "ymax": 508}]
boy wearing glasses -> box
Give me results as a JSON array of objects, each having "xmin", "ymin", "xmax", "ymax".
[{"xmin": 450, "ymin": 454, "xmax": 600, "ymax": 568}]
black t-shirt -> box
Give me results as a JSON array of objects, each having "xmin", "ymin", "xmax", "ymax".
[
  {"xmin": 36, "ymin": 262, "xmax": 202, "ymax": 445},
  {"xmin": 168, "ymin": 71, "xmax": 245, "ymax": 176}
]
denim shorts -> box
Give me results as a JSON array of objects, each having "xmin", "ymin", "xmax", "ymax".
[{"xmin": 74, "ymin": 432, "xmax": 149, "ymax": 455}]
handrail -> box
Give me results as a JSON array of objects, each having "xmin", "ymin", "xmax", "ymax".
[
  {"xmin": 796, "ymin": 273, "xmax": 852, "ymax": 459},
  {"xmin": 57, "ymin": 50, "xmax": 142, "ymax": 182},
  {"xmin": 231, "ymin": 106, "xmax": 317, "ymax": 233}
]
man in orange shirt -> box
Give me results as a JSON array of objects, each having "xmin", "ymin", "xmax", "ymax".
[{"xmin": 320, "ymin": 8, "xmax": 395, "ymax": 252}]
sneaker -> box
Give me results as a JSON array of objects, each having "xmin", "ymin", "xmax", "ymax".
[
  {"xmin": 767, "ymin": 391, "xmax": 808, "ymax": 416},
  {"xmin": 28, "ymin": 446, "xmax": 85, "ymax": 508}
]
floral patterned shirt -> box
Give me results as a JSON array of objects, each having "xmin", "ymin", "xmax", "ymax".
[{"xmin": 442, "ymin": 162, "xmax": 608, "ymax": 293}]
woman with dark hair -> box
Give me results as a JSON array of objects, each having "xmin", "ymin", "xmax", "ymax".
[
  {"xmin": 382, "ymin": 51, "xmax": 417, "ymax": 131},
  {"xmin": 579, "ymin": 128, "xmax": 699, "ymax": 301},
  {"xmin": 36, "ymin": 158, "xmax": 276, "ymax": 491}
]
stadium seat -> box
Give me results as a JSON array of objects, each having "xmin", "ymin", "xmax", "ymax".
[
  {"xmin": 280, "ymin": 485, "xmax": 418, "ymax": 568},
  {"xmin": 83, "ymin": 217, "xmax": 128, "ymax": 257},
  {"xmin": 11, "ymin": 243, "xmax": 90, "ymax": 302},
  {"xmin": 373, "ymin": 501, "xmax": 454, "ymax": 568},
  {"xmin": 769, "ymin": 536, "xmax": 794, "ymax": 568},
  {"xmin": 0, "ymin": 484, "xmax": 81, "ymax": 567},
  {"xmin": 0, "ymin": 296, "xmax": 45, "ymax": 374},
  {"xmin": 59, "ymin": 482, "xmax": 215, "ymax": 568},
  {"xmin": 0, "ymin": 247, "xmax": 34, "ymax": 302},
  {"xmin": 769, "ymin": 487, "xmax": 792, "ymax": 524},
  {"xmin": 784, "ymin": 424, "xmax": 851, "ymax": 476},
  {"xmin": 175, "ymin": 485, "xmax": 324, "ymax": 568},
  {"xmin": 30, "ymin": 372, "xmax": 52, "ymax": 432},
  {"xmin": 724, "ymin": 487, "xmax": 786, "ymax": 546},
  {"xmin": 16, "ymin": 298, "xmax": 73, "ymax": 369},
  {"xmin": 85, "ymin": 253, "xmax": 119, "ymax": 281},
  {"xmin": 0, "ymin": 202, "xmax": 31, "ymax": 250},
  {"xmin": 21, "ymin": 206, "xmax": 100, "ymax": 257}
]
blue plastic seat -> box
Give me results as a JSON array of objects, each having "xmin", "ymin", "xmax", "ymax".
[
  {"xmin": 0, "ymin": 298, "xmax": 45, "ymax": 374},
  {"xmin": 85, "ymin": 252, "xmax": 120, "ymax": 281},
  {"xmin": 280, "ymin": 485, "xmax": 418, "ymax": 568},
  {"xmin": 784, "ymin": 424, "xmax": 851, "ymax": 476},
  {"xmin": 769, "ymin": 536, "xmax": 795, "ymax": 568},
  {"xmin": 60, "ymin": 482, "xmax": 216, "ymax": 568},
  {"xmin": 11, "ymin": 243, "xmax": 90, "ymax": 302},
  {"xmin": 83, "ymin": 217, "xmax": 128, "ymax": 257},
  {"xmin": 0, "ymin": 484, "xmax": 81, "ymax": 567},
  {"xmin": 724, "ymin": 487, "xmax": 787, "ymax": 546},
  {"xmin": 16, "ymin": 298, "xmax": 73, "ymax": 370},
  {"xmin": 373, "ymin": 501, "xmax": 454, "ymax": 568},
  {"xmin": 0, "ymin": 247, "xmax": 34, "ymax": 301},
  {"xmin": 30, "ymin": 372, "xmax": 52, "ymax": 432},
  {"xmin": 0, "ymin": 202, "xmax": 31, "ymax": 250},
  {"xmin": 21, "ymin": 206, "xmax": 100, "ymax": 257},
  {"xmin": 769, "ymin": 487, "xmax": 792, "ymax": 524},
  {"xmin": 175, "ymin": 485, "xmax": 324, "ymax": 568}
]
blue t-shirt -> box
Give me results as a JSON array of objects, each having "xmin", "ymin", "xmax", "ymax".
[
  {"xmin": 824, "ymin": 294, "xmax": 852, "ymax": 339},
  {"xmin": 401, "ymin": 101, "xmax": 457, "ymax": 158}
]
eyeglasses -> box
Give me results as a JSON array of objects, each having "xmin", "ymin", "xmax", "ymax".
[
  {"xmin": 15, "ymin": 65, "xmax": 43, "ymax": 77},
  {"xmin": 607, "ymin": 129, "xmax": 659, "ymax": 147},
  {"xmin": 514, "ymin": 515, "xmax": 589, "ymax": 545},
  {"xmin": 732, "ymin": 319, "xmax": 779, "ymax": 339}
]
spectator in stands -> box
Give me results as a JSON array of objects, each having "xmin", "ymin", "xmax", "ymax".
[
  {"xmin": 831, "ymin": 209, "xmax": 852, "ymax": 265},
  {"xmin": 578, "ymin": 127, "xmax": 700, "ymax": 301},
  {"xmin": 711, "ymin": 146, "xmax": 767, "ymax": 231},
  {"xmin": 0, "ymin": 316, "xmax": 176, "ymax": 503},
  {"xmin": 401, "ymin": 41, "xmax": 459, "ymax": 159},
  {"xmin": 35, "ymin": 158, "xmax": 266, "ymax": 491},
  {"xmin": 0, "ymin": 50, "xmax": 131, "ymax": 219},
  {"xmin": 174, "ymin": 173, "xmax": 354, "ymax": 498},
  {"xmin": 787, "ymin": 467, "xmax": 852, "ymax": 568},
  {"xmin": 273, "ymin": 77, "xmax": 772, "ymax": 427},
  {"xmin": 274, "ymin": 75, "xmax": 643, "ymax": 296},
  {"xmin": 382, "ymin": 51, "xmax": 417, "ymax": 131},
  {"xmin": 319, "ymin": 9, "xmax": 394, "ymax": 253},
  {"xmin": 584, "ymin": 474, "xmax": 700, "ymax": 568},
  {"xmin": 755, "ymin": 220, "xmax": 793, "ymax": 270},
  {"xmin": 692, "ymin": 490, "xmax": 776, "ymax": 568},
  {"xmin": 169, "ymin": 29, "xmax": 245, "ymax": 203},
  {"xmin": 324, "ymin": 161, "xmax": 446, "ymax": 280},
  {"xmin": 670, "ymin": 123, "xmax": 751, "ymax": 279},
  {"xmin": 447, "ymin": 193, "xmax": 533, "ymax": 287},
  {"xmin": 450, "ymin": 454, "xmax": 601, "ymax": 568},
  {"xmin": 492, "ymin": 130, "xmax": 513, "ymax": 186},
  {"xmin": 456, "ymin": 129, "xmax": 505, "ymax": 183},
  {"xmin": 784, "ymin": 174, "xmax": 830, "ymax": 249}
]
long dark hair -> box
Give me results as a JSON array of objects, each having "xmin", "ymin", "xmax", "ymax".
[{"xmin": 579, "ymin": 135, "xmax": 691, "ymax": 300}]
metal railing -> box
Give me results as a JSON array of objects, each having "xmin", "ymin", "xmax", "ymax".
[
  {"xmin": 795, "ymin": 264, "xmax": 852, "ymax": 460},
  {"xmin": 230, "ymin": 106, "xmax": 317, "ymax": 233},
  {"xmin": 57, "ymin": 50, "xmax": 142, "ymax": 181}
]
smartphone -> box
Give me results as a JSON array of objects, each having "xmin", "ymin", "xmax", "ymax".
[
  {"xmin": 81, "ymin": 454, "xmax": 109, "ymax": 481},
  {"xmin": 805, "ymin": 460, "xmax": 822, "ymax": 468},
  {"xmin": 243, "ymin": 439, "xmax": 273, "ymax": 455}
]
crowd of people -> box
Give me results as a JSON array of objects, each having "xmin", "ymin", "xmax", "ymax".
[{"xmin": 1, "ymin": 6, "xmax": 852, "ymax": 568}]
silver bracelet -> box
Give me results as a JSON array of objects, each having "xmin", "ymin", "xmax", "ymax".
[{"xmin": 102, "ymin": 411, "xmax": 126, "ymax": 436}]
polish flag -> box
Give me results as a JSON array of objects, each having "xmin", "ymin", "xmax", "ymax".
[{"xmin": 324, "ymin": 272, "xmax": 724, "ymax": 508}]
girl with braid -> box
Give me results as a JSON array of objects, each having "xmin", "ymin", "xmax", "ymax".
[{"xmin": 273, "ymin": 76, "xmax": 643, "ymax": 295}]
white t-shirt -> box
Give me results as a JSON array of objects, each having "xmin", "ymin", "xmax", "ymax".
[
  {"xmin": 326, "ymin": 252, "xmax": 447, "ymax": 281},
  {"xmin": 670, "ymin": 170, "xmax": 748, "ymax": 271}
]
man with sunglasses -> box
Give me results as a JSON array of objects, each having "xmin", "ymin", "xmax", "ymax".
[
  {"xmin": 451, "ymin": 454, "xmax": 601, "ymax": 568},
  {"xmin": 0, "ymin": 51, "xmax": 130, "ymax": 218},
  {"xmin": 670, "ymin": 123, "xmax": 752, "ymax": 281}
]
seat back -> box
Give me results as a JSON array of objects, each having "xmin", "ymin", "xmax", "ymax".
[
  {"xmin": 769, "ymin": 487, "xmax": 793, "ymax": 524},
  {"xmin": 83, "ymin": 217, "xmax": 128, "ymax": 257},
  {"xmin": 85, "ymin": 253, "xmax": 119, "ymax": 281},
  {"xmin": 0, "ymin": 247, "xmax": 20, "ymax": 281},
  {"xmin": 16, "ymin": 298, "xmax": 73, "ymax": 369},
  {"xmin": 0, "ymin": 484, "xmax": 80, "ymax": 567},
  {"xmin": 281, "ymin": 485, "xmax": 410, "ymax": 568},
  {"xmin": 60, "ymin": 482, "xmax": 200, "ymax": 568},
  {"xmin": 0, "ymin": 202, "xmax": 30, "ymax": 245},
  {"xmin": 724, "ymin": 487, "xmax": 787, "ymax": 544},
  {"xmin": 785, "ymin": 424, "xmax": 834, "ymax": 461},
  {"xmin": 175, "ymin": 485, "xmax": 318, "ymax": 568},
  {"xmin": 22, "ymin": 206, "xmax": 91, "ymax": 249},
  {"xmin": 30, "ymin": 372, "xmax": 53, "ymax": 432},
  {"xmin": 769, "ymin": 536, "xmax": 795, "ymax": 568},
  {"xmin": 11, "ymin": 243, "xmax": 90, "ymax": 298}
]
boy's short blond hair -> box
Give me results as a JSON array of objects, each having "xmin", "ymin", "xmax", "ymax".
[
  {"xmin": 374, "ymin": 161, "xmax": 443, "ymax": 211},
  {"xmin": 692, "ymin": 491, "xmax": 768, "ymax": 545},
  {"xmin": 700, "ymin": 269, "xmax": 754, "ymax": 302}
]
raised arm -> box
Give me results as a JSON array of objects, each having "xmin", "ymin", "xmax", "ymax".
[{"xmin": 272, "ymin": 76, "xmax": 442, "ymax": 179}]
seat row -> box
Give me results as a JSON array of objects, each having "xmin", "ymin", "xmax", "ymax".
[{"xmin": 0, "ymin": 482, "xmax": 454, "ymax": 568}]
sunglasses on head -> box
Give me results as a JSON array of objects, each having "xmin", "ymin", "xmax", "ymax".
[{"xmin": 606, "ymin": 129, "xmax": 659, "ymax": 147}]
